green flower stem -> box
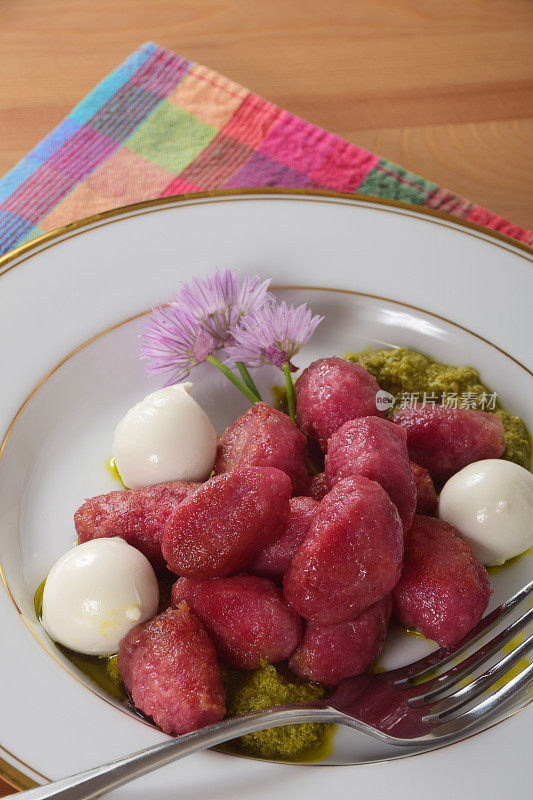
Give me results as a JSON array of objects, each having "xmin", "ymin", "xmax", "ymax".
[
  {"xmin": 236, "ymin": 362, "xmax": 262, "ymax": 401},
  {"xmin": 283, "ymin": 362, "xmax": 296, "ymax": 423},
  {"xmin": 207, "ymin": 355, "xmax": 260, "ymax": 404}
]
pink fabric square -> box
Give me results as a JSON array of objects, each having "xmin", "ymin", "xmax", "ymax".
[
  {"xmin": 311, "ymin": 138, "xmax": 379, "ymax": 193},
  {"xmin": 161, "ymin": 176, "xmax": 202, "ymax": 196},
  {"xmin": 259, "ymin": 113, "xmax": 336, "ymax": 177},
  {"xmin": 221, "ymin": 95, "xmax": 281, "ymax": 149},
  {"xmin": 465, "ymin": 205, "xmax": 532, "ymax": 244}
]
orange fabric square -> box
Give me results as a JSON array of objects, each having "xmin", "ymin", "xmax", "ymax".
[
  {"xmin": 167, "ymin": 65, "xmax": 247, "ymax": 130},
  {"xmin": 40, "ymin": 148, "xmax": 174, "ymax": 232}
]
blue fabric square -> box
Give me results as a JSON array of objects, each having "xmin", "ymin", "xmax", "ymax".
[{"xmin": 70, "ymin": 42, "xmax": 158, "ymax": 128}]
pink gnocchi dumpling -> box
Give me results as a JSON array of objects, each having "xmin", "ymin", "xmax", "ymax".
[
  {"xmin": 283, "ymin": 475, "xmax": 403, "ymax": 625},
  {"xmin": 295, "ymin": 357, "xmax": 386, "ymax": 451},
  {"xmin": 171, "ymin": 574, "xmax": 302, "ymax": 669}
]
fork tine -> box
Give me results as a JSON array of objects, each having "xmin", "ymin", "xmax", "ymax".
[
  {"xmin": 427, "ymin": 654, "xmax": 533, "ymax": 734},
  {"xmin": 407, "ymin": 604, "xmax": 533, "ymax": 706},
  {"xmin": 419, "ymin": 630, "xmax": 533, "ymax": 723},
  {"xmin": 390, "ymin": 578, "xmax": 533, "ymax": 687}
]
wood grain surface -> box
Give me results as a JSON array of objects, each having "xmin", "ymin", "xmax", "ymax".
[
  {"xmin": 0, "ymin": 0, "xmax": 532, "ymax": 793},
  {"xmin": 1, "ymin": 0, "xmax": 533, "ymax": 235}
]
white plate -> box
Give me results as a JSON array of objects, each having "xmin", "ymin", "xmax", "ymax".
[{"xmin": 1, "ymin": 190, "xmax": 532, "ymax": 798}]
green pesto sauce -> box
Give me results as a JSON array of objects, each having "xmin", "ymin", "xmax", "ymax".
[
  {"xmin": 345, "ymin": 347, "xmax": 531, "ymax": 469},
  {"xmin": 219, "ymin": 664, "xmax": 334, "ymax": 761}
]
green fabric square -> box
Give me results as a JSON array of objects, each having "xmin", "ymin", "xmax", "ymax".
[
  {"xmin": 125, "ymin": 101, "xmax": 216, "ymax": 174},
  {"xmin": 358, "ymin": 158, "xmax": 437, "ymax": 205}
]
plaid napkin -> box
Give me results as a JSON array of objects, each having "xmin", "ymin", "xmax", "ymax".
[{"xmin": 1, "ymin": 41, "xmax": 531, "ymax": 257}]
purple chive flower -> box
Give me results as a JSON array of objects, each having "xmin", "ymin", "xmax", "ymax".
[
  {"xmin": 140, "ymin": 305, "xmax": 216, "ymax": 385},
  {"xmin": 172, "ymin": 268, "xmax": 273, "ymax": 346},
  {"xmin": 226, "ymin": 301, "xmax": 323, "ymax": 372}
]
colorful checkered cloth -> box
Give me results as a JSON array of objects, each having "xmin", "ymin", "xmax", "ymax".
[{"xmin": 1, "ymin": 41, "xmax": 531, "ymax": 257}]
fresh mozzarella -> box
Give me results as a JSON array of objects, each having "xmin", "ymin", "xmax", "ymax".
[
  {"xmin": 439, "ymin": 459, "xmax": 533, "ymax": 566},
  {"xmin": 112, "ymin": 382, "xmax": 217, "ymax": 489},
  {"xmin": 42, "ymin": 538, "xmax": 159, "ymax": 655}
]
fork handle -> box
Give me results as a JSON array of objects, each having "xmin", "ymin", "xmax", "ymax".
[{"xmin": 17, "ymin": 705, "xmax": 339, "ymax": 800}]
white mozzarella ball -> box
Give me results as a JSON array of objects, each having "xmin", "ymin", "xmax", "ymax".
[
  {"xmin": 439, "ymin": 459, "xmax": 533, "ymax": 566},
  {"xmin": 41, "ymin": 538, "xmax": 159, "ymax": 655},
  {"xmin": 112, "ymin": 382, "xmax": 217, "ymax": 489}
]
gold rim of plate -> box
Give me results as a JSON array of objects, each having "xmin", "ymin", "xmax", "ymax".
[{"xmin": 0, "ymin": 189, "xmax": 532, "ymax": 278}]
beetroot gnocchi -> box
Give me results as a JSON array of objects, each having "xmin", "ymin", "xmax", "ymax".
[
  {"xmin": 283, "ymin": 475, "xmax": 404, "ymax": 625},
  {"xmin": 161, "ymin": 467, "xmax": 291, "ymax": 578},
  {"xmin": 295, "ymin": 356, "xmax": 386, "ymax": 451},
  {"xmin": 215, "ymin": 402, "xmax": 310, "ymax": 495},
  {"xmin": 325, "ymin": 416, "xmax": 416, "ymax": 532},
  {"xmin": 75, "ymin": 480, "xmax": 198, "ymax": 570},
  {"xmin": 289, "ymin": 596, "xmax": 392, "ymax": 685},
  {"xmin": 392, "ymin": 402, "xmax": 505, "ymax": 484},
  {"xmin": 171, "ymin": 574, "xmax": 302, "ymax": 669},
  {"xmin": 410, "ymin": 461, "xmax": 438, "ymax": 516},
  {"xmin": 118, "ymin": 604, "xmax": 225, "ymax": 735},
  {"xmin": 393, "ymin": 515, "xmax": 492, "ymax": 646},
  {"xmin": 249, "ymin": 496, "xmax": 319, "ymax": 580}
]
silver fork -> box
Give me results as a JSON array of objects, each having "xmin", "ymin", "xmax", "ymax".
[{"xmin": 18, "ymin": 579, "xmax": 533, "ymax": 800}]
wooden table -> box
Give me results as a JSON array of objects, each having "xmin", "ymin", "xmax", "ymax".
[
  {"xmin": 1, "ymin": 0, "xmax": 532, "ymax": 238},
  {"xmin": 0, "ymin": 0, "xmax": 532, "ymax": 793}
]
